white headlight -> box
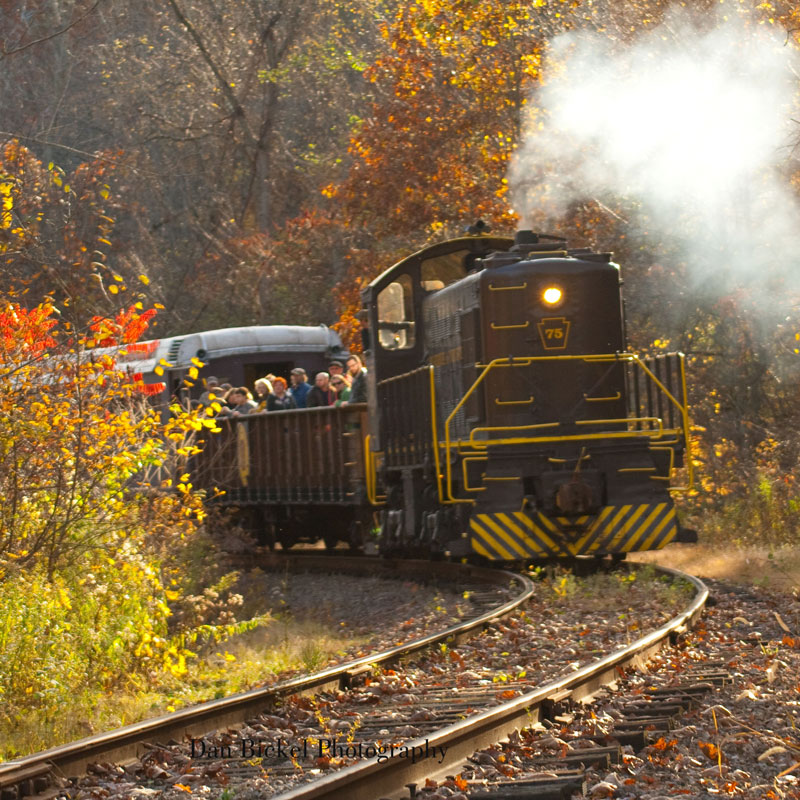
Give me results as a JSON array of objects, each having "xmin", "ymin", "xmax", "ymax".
[{"xmin": 542, "ymin": 287, "xmax": 563, "ymax": 305}]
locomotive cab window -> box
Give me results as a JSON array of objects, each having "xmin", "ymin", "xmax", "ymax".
[
  {"xmin": 421, "ymin": 251, "xmax": 470, "ymax": 288},
  {"xmin": 377, "ymin": 274, "xmax": 415, "ymax": 350}
]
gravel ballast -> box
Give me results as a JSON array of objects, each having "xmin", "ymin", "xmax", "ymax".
[
  {"xmin": 68, "ymin": 566, "xmax": 697, "ymax": 799},
  {"xmin": 414, "ymin": 578, "xmax": 800, "ymax": 800}
]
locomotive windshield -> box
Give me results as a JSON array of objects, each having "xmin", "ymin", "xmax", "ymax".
[
  {"xmin": 420, "ymin": 250, "xmax": 475, "ymax": 289},
  {"xmin": 376, "ymin": 274, "xmax": 415, "ymax": 350}
]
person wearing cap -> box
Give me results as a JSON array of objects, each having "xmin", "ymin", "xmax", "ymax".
[
  {"xmin": 288, "ymin": 367, "xmax": 311, "ymax": 408},
  {"xmin": 328, "ymin": 360, "xmax": 344, "ymax": 377},
  {"xmin": 198, "ymin": 376, "xmax": 222, "ymax": 407}
]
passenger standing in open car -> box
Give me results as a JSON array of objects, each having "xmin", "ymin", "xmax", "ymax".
[
  {"xmin": 219, "ymin": 383, "xmax": 234, "ymax": 409},
  {"xmin": 254, "ymin": 377, "xmax": 273, "ymax": 411},
  {"xmin": 288, "ymin": 367, "xmax": 311, "ymax": 408},
  {"xmin": 198, "ymin": 376, "xmax": 222, "ymax": 407},
  {"xmin": 227, "ymin": 387, "xmax": 258, "ymax": 416},
  {"xmin": 266, "ymin": 377, "xmax": 296, "ymax": 411},
  {"xmin": 307, "ymin": 372, "xmax": 335, "ymax": 407},
  {"xmin": 331, "ymin": 374, "xmax": 350, "ymax": 407},
  {"xmin": 342, "ymin": 355, "xmax": 367, "ymax": 405}
]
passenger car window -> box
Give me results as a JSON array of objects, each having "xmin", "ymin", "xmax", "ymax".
[{"xmin": 377, "ymin": 275, "xmax": 415, "ymax": 350}]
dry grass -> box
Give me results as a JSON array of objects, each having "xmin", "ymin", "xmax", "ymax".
[
  {"xmin": 1, "ymin": 616, "xmax": 367, "ymax": 760},
  {"xmin": 632, "ymin": 542, "xmax": 800, "ymax": 593}
]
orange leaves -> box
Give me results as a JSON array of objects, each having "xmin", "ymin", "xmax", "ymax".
[
  {"xmin": 698, "ymin": 740, "xmax": 721, "ymax": 761},
  {"xmin": 0, "ymin": 301, "xmax": 58, "ymax": 355},
  {"xmin": 449, "ymin": 649, "xmax": 466, "ymax": 669},
  {"xmin": 651, "ymin": 737, "xmax": 678, "ymax": 751},
  {"xmin": 324, "ymin": 0, "xmax": 560, "ymax": 250},
  {"xmin": 645, "ymin": 737, "xmax": 681, "ymax": 768},
  {"xmin": 0, "ymin": 293, "xmax": 211, "ymax": 573},
  {"xmin": 89, "ymin": 305, "xmax": 157, "ymax": 347}
]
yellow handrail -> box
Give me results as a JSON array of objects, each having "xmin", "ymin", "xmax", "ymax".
[
  {"xmin": 428, "ymin": 365, "xmax": 446, "ymax": 504},
  {"xmin": 364, "ymin": 434, "xmax": 386, "ymax": 505},
  {"xmin": 440, "ymin": 352, "xmax": 693, "ymax": 503},
  {"xmin": 630, "ymin": 353, "xmax": 694, "ymax": 492},
  {"xmin": 462, "ymin": 455, "xmax": 488, "ymax": 493}
]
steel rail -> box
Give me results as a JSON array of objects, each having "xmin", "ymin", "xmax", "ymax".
[
  {"xmin": 0, "ymin": 558, "xmax": 533, "ymax": 793},
  {"xmin": 274, "ymin": 562, "xmax": 708, "ymax": 800}
]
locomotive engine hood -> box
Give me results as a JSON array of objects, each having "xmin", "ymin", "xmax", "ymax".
[{"xmin": 479, "ymin": 229, "xmax": 615, "ymax": 270}]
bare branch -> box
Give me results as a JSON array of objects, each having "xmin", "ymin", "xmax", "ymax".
[
  {"xmin": 164, "ymin": 0, "xmax": 258, "ymax": 148},
  {"xmin": 1, "ymin": 0, "xmax": 108, "ymax": 60}
]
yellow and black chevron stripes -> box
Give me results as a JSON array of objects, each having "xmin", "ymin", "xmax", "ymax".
[
  {"xmin": 470, "ymin": 511, "xmax": 569, "ymax": 559},
  {"xmin": 469, "ymin": 502, "xmax": 677, "ymax": 560}
]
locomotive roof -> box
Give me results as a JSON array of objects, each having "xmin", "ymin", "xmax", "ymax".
[
  {"xmin": 367, "ymin": 234, "xmax": 616, "ymax": 294},
  {"xmin": 367, "ymin": 235, "xmax": 515, "ymax": 290}
]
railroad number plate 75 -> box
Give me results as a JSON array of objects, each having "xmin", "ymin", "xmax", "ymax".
[{"xmin": 537, "ymin": 317, "xmax": 571, "ymax": 350}]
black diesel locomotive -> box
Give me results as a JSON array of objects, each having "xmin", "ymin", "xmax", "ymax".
[
  {"xmin": 364, "ymin": 229, "xmax": 694, "ymax": 560},
  {"xmin": 193, "ymin": 229, "xmax": 694, "ymax": 560}
]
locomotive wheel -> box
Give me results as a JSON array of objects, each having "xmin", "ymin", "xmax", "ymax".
[{"xmin": 347, "ymin": 516, "xmax": 369, "ymax": 553}]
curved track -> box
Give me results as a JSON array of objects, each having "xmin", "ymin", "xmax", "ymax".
[
  {"xmin": 272, "ymin": 562, "xmax": 709, "ymax": 800},
  {"xmin": 0, "ymin": 557, "xmax": 533, "ymax": 798}
]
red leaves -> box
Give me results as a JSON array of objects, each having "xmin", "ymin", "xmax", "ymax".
[
  {"xmin": 89, "ymin": 305, "xmax": 157, "ymax": 347},
  {"xmin": 449, "ymin": 649, "xmax": 466, "ymax": 668},
  {"xmin": 0, "ymin": 302, "xmax": 57, "ymax": 355}
]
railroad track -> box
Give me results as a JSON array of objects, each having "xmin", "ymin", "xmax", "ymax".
[
  {"xmin": 270, "ymin": 562, "xmax": 709, "ymax": 800},
  {"xmin": 0, "ymin": 557, "xmax": 533, "ymax": 799}
]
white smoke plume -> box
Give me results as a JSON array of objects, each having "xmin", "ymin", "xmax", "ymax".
[{"xmin": 509, "ymin": 8, "xmax": 800, "ymax": 290}]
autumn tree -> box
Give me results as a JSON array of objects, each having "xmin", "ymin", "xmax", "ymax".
[
  {"xmin": 0, "ymin": 140, "xmax": 135, "ymax": 320},
  {"xmin": 0, "ymin": 0, "xmax": 394, "ymax": 333},
  {"xmin": 0, "ymin": 296, "xmax": 217, "ymax": 577},
  {"xmin": 0, "ymin": 293, "xmax": 280, "ymax": 744}
]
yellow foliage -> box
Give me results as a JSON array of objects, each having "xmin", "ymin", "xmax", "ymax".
[{"xmin": 0, "ymin": 296, "xmax": 210, "ymax": 579}]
